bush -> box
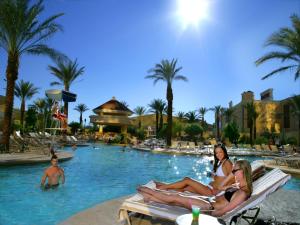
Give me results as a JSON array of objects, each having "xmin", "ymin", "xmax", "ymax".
[
  {"xmin": 69, "ymin": 122, "xmax": 81, "ymax": 134},
  {"xmin": 286, "ymin": 136, "xmax": 298, "ymax": 145},
  {"xmin": 223, "ymin": 122, "xmax": 240, "ymax": 144},
  {"xmin": 184, "ymin": 124, "xmax": 202, "ymax": 143},
  {"xmin": 255, "ymin": 136, "xmax": 268, "ymax": 145},
  {"xmin": 239, "ymin": 134, "xmax": 250, "ymax": 144}
]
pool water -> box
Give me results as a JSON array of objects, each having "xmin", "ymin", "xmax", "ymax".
[{"xmin": 0, "ymin": 145, "xmax": 299, "ymax": 225}]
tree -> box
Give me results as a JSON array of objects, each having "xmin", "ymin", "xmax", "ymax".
[
  {"xmin": 133, "ymin": 106, "xmax": 147, "ymax": 129},
  {"xmin": 223, "ymin": 107, "xmax": 234, "ymax": 124},
  {"xmin": 32, "ymin": 98, "xmax": 46, "ymax": 131},
  {"xmin": 184, "ymin": 124, "xmax": 202, "ymax": 145},
  {"xmin": 199, "ymin": 107, "xmax": 208, "ymax": 139},
  {"xmin": 25, "ymin": 106, "xmax": 38, "ymax": 131},
  {"xmin": 185, "ymin": 111, "xmax": 199, "ymax": 123},
  {"xmin": 210, "ymin": 105, "xmax": 222, "ymax": 141},
  {"xmin": 69, "ymin": 121, "xmax": 80, "ymax": 135},
  {"xmin": 223, "ymin": 122, "xmax": 240, "ymax": 144},
  {"xmin": 0, "ymin": 0, "xmax": 65, "ymax": 151},
  {"xmin": 290, "ymin": 95, "xmax": 300, "ymax": 145},
  {"xmin": 146, "ymin": 59, "xmax": 188, "ymax": 146},
  {"xmin": 14, "ymin": 80, "xmax": 39, "ymax": 131},
  {"xmin": 256, "ymin": 14, "xmax": 300, "ymax": 81},
  {"xmin": 245, "ymin": 101, "xmax": 257, "ymax": 145},
  {"xmin": 148, "ymin": 99, "xmax": 165, "ymax": 137},
  {"xmin": 74, "ymin": 103, "xmax": 89, "ymax": 126},
  {"xmin": 48, "ymin": 58, "xmax": 85, "ymax": 118},
  {"xmin": 158, "ymin": 100, "xmax": 167, "ymax": 132}
]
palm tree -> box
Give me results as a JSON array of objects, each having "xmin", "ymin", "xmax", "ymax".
[
  {"xmin": 256, "ymin": 14, "xmax": 300, "ymax": 81},
  {"xmin": 120, "ymin": 101, "xmax": 129, "ymax": 108},
  {"xmin": 0, "ymin": 0, "xmax": 65, "ymax": 151},
  {"xmin": 146, "ymin": 59, "xmax": 188, "ymax": 146},
  {"xmin": 223, "ymin": 107, "xmax": 234, "ymax": 124},
  {"xmin": 14, "ymin": 80, "xmax": 39, "ymax": 131},
  {"xmin": 185, "ymin": 111, "xmax": 199, "ymax": 123},
  {"xmin": 245, "ymin": 101, "xmax": 256, "ymax": 145},
  {"xmin": 49, "ymin": 58, "xmax": 85, "ymax": 119},
  {"xmin": 74, "ymin": 103, "xmax": 89, "ymax": 126},
  {"xmin": 176, "ymin": 111, "xmax": 186, "ymax": 122},
  {"xmin": 148, "ymin": 99, "xmax": 164, "ymax": 136},
  {"xmin": 290, "ymin": 95, "xmax": 300, "ymax": 145},
  {"xmin": 32, "ymin": 98, "xmax": 46, "ymax": 131},
  {"xmin": 158, "ymin": 100, "xmax": 167, "ymax": 132},
  {"xmin": 210, "ymin": 105, "xmax": 222, "ymax": 141},
  {"xmin": 134, "ymin": 106, "xmax": 147, "ymax": 129},
  {"xmin": 199, "ymin": 107, "xmax": 208, "ymax": 127}
]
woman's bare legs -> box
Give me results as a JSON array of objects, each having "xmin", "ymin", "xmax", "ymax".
[
  {"xmin": 156, "ymin": 177, "xmax": 214, "ymax": 196},
  {"xmin": 137, "ymin": 186, "xmax": 211, "ymax": 210}
]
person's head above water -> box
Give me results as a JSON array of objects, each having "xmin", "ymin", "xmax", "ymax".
[{"xmin": 51, "ymin": 155, "xmax": 58, "ymax": 166}]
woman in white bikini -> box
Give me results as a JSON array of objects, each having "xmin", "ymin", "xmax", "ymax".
[
  {"xmin": 138, "ymin": 160, "xmax": 252, "ymax": 217},
  {"xmin": 155, "ymin": 143, "xmax": 233, "ymax": 196}
]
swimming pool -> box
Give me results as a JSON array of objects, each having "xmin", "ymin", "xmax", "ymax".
[{"xmin": 0, "ymin": 145, "xmax": 299, "ymax": 225}]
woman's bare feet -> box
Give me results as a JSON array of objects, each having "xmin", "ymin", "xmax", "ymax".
[{"xmin": 154, "ymin": 181, "xmax": 166, "ymax": 189}]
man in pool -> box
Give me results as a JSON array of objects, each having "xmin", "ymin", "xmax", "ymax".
[{"xmin": 41, "ymin": 155, "xmax": 65, "ymax": 189}]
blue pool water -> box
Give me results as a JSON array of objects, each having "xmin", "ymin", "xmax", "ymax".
[{"xmin": 0, "ymin": 145, "xmax": 299, "ymax": 225}]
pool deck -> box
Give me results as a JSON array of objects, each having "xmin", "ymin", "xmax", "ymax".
[
  {"xmin": 0, "ymin": 151, "xmax": 73, "ymax": 166},
  {"xmin": 59, "ymin": 189, "xmax": 300, "ymax": 225}
]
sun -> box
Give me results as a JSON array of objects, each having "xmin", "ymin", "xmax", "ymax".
[{"xmin": 176, "ymin": 0, "xmax": 210, "ymax": 29}]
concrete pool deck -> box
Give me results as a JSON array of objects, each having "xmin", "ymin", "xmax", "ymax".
[
  {"xmin": 59, "ymin": 189, "xmax": 300, "ymax": 225},
  {"xmin": 0, "ymin": 151, "xmax": 73, "ymax": 166}
]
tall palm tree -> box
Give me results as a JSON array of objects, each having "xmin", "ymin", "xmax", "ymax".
[
  {"xmin": 148, "ymin": 99, "xmax": 163, "ymax": 136},
  {"xmin": 32, "ymin": 98, "xmax": 46, "ymax": 131},
  {"xmin": 256, "ymin": 14, "xmax": 300, "ymax": 81},
  {"xmin": 245, "ymin": 101, "xmax": 256, "ymax": 145},
  {"xmin": 223, "ymin": 107, "xmax": 234, "ymax": 124},
  {"xmin": 48, "ymin": 58, "xmax": 85, "ymax": 118},
  {"xmin": 158, "ymin": 100, "xmax": 167, "ymax": 132},
  {"xmin": 134, "ymin": 106, "xmax": 147, "ymax": 129},
  {"xmin": 74, "ymin": 103, "xmax": 89, "ymax": 126},
  {"xmin": 198, "ymin": 107, "xmax": 208, "ymax": 139},
  {"xmin": 210, "ymin": 105, "xmax": 222, "ymax": 141},
  {"xmin": 185, "ymin": 111, "xmax": 199, "ymax": 123},
  {"xmin": 146, "ymin": 59, "xmax": 188, "ymax": 146},
  {"xmin": 0, "ymin": 0, "xmax": 64, "ymax": 151},
  {"xmin": 290, "ymin": 95, "xmax": 300, "ymax": 145},
  {"xmin": 14, "ymin": 80, "xmax": 39, "ymax": 130}
]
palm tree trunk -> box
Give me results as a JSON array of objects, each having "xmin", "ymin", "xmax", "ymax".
[
  {"xmin": 2, "ymin": 53, "xmax": 19, "ymax": 152},
  {"xmin": 80, "ymin": 113, "xmax": 83, "ymax": 126},
  {"xmin": 20, "ymin": 99, "xmax": 25, "ymax": 132},
  {"xmin": 159, "ymin": 112, "xmax": 163, "ymax": 131},
  {"xmin": 166, "ymin": 85, "xmax": 173, "ymax": 147},
  {"xmin": 216, "ymin": 113, "xmax": 220, "ymax": 141},
  {"xmin": 254, "ymin": 119, "xmax": 257, "ymax": 141}
]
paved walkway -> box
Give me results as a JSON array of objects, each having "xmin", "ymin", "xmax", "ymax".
[
  {"xmin": 0, "ymin": 151, "xmax": 73, "ymax": 166},
  {"xmin": 59, "ymin": 189, "xmax": 300, "ymax": 225}
]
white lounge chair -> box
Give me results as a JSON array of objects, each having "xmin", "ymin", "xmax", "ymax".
[{"xmin": 119, "ymin": 168, "xmax": 290, "ymax": 225}]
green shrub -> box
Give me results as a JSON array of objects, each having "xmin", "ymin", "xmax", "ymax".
[
  {"xmin": 286, "ymin": 136, "xmax": 298, "ymax": 145},
  {"xmin": 223, "ymin": 122, "xmax": 240, "ymax": 143},
  {"xmin": 255, "ymin": 136, "xmax": 268, "ymax": 145}
]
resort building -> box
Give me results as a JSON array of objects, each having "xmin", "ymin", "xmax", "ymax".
[
  {"xmin": 227, "ymin": 89, "xmax": 299, "ymax": 144},
  {"xmin": 89, "ymin": 97, "xmax": 133, "ymax": 139}
]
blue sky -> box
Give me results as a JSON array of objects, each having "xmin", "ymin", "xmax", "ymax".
[{"xmin": 0, "ymin": 0, "xmax": 299, "ymax": 125}]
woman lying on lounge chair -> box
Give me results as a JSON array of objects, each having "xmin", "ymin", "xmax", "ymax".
[
  {"xmin": 155, "ymin": 143, "xmax": 233, "ymax": 196},
  {"xmin": 138, "ymin": 160, "xmax": 252, "ymax": 217}
]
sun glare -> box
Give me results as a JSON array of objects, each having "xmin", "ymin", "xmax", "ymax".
[{"xmin": 176, "ymin": 0, "xmax": 210, "ymax": 29}]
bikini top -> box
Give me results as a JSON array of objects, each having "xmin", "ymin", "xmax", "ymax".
[
  {"xmin": 215, "ymin": 159, "xmax": 227, "ymax": 177},
  {"xmin": 224, "ymin": 187, "xmax": 238, "ymax": 202}
]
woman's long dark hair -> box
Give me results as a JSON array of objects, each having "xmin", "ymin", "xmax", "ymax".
[{"xmin": 213, "ymin": 143, "xmax": 229, "ymax": 172}]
